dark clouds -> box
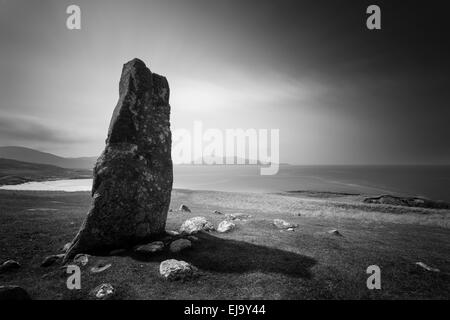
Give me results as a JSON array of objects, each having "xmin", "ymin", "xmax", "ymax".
[{"xmin": 0, "ymin": 0, "xmax": 448, "ymax": 163}]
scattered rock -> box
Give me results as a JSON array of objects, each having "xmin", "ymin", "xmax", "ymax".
[
  {"xmin": 179, "ymin": 217, "xmax": 215, "ymax": 235},
  {"xmin": 225, "ymin": 213, "xmax": 252, "ymax": 221},
  {"xmin": 415, "ymin": 262, "xmax": 440, "ymax": 272},
  {"xmin": 41, "ymin": 254, "xmax": 65, "ymax": 267},
  {"xmin": 0, "ymin": 260, "xmax": 20, "ymax": 273},
  {"xmin": 64, "ymin": 58, "xmax": 173, "ymax": 263},
  {"xmin": 166, "ymin": 230, "xmax": 180, "ymax": 236},
  {"xmin": 73, "ymin": 254, "xmax": 90, "ymax": 266},
  {"xmin": 273, "ymin": 219, "xmax": 299, "ymax": 229},
  {"xmin": 91, "ymin": 261, "xmax": 112, "ymax": 273},
  {"xmin": 159, "ymin": 259, "xmax": 196, "ymax": 281},
  {"xmin": 109, "ymin": 248, "xmax": 127, "ymax": 256},
  {"xmin": 170, "ymin": 239, "xmax": 192, "ymax": 253},
  {"xmin": 213, "ymin": 210, "xmax": 223, "ymax": 215},
  {"xmin": 286, "ymin": 227, "xmax": 295, "ymax": 232},
  {"xmin": 179, "ymin": 204, "xmax": 191, "ymax": 213},
  {"xmin": 217, "ymin": 220, "xmax": 236, "ymax": 233},
  {"xmin": 0, "ymin": 286, "xmax": 31, "ymax": 300},
  {"xmin": 134, "ymin": 241, "xmax": 165, "ymax": 254},
  {"xmin": 328, "ymin": 229, "xmax": 342, "ymax": 236},
  {"xmin": 91, "ymin": 283, "xmax": 115, "ymax": 300},
  {"xmin": 62, "ymin": 242, "xmax": 72, "ymax": 253}
]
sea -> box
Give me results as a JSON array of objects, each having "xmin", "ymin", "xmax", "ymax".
[{"xmin": 1, "ymin": 165, "xmax": 449, "ymax": 202}]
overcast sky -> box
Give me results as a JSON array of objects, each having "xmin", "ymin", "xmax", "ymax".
[{"xmin": 0, "ymin": 0, "xmax": 448, "ymax": 164}]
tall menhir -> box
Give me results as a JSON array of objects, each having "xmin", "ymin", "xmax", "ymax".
[{"xmin": 64, "ymin": 58, "xmax": 173, "ymax": 261}]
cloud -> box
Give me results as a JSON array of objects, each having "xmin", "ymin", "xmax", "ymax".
[{"xmin": 0, "ymin": 114, "xmax": 89, "ymax": 145}]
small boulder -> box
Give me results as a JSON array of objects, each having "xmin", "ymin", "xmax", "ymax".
[
  {"xmin": 273, "ymin": 219, "xmax": 298, "ymax": 229},
  {"xmin": 134, "ymin": 241, "xmax": 165, "ymax": 254},
  {"xmin": 179, "ymin": 204, "xmax": 191, "ymax": 213},
  {"xmin": 225, "ymin": 213, "xmax": 252, "ymax": 221},
  {"xmin": 213, "ymin": 210, "xmax": 223, "ymax": 215},
  {"xmin": 187, "ymin": 235, "xmax": 199, "ymax": 242},
  {"xmin": 73, "ymin": 254, "xmax": 89, "ymax": 266},
  {"xmin": 159, "ymin": 259, "xmax": 196, "ymax": 281},
  {"xmin": 217, "ymin": 220, "xmax": 236, "ymax": 233},
  {"xmin": 170, "ymin": 239, "xmax": 192, "ymax": 253},
  {"xmin": 0, "ymin": 260, "xmax": 20, "ymax": 273},
  {"xmin": 41, "ymin": 254, "xmax": 65, "ymax": 267},
  {"xmin": 91, "ymin": 283, "xmax": 115, "ymax": 300},
  {"xmin": 0, "ymin": 286, "xmax": 31, "ymax": 300},
  {"xmin": 328, "ymin": 229, "xmax": 342, "ymax": 236},
  {"xmin": 179, "ymin": 217, "xmax": 214, "ymax": 235},
  {"xmin": 166, "ymin": 230, "xmax": 180, "ymax": 236}
]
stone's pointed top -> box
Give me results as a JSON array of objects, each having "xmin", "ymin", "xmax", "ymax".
[{"xmin": 123, "ymin": 58, "xmax": 148, "ymax": 70}]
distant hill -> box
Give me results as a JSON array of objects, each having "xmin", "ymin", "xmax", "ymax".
[
  {"xmin": 0, "ymin": 158, "xmax": 92, "ymax": 185},
  {"xmin": 0, "ymin": 146, "xmax": 97, "ymax": 169}
]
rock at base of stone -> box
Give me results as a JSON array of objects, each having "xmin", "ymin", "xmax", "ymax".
[
  {"xmin": 159, "ymin": 259, "xmax": 196, "ymax": 281},
  {"xmin": 217, "ymin": 220, "xmax": 236, "ymax": 233},
  {"xmin": 179, "ymin": 217, "xmax": 215, "ymax": 235},
  {"xmin": 134, "ymin": 241, "xmax": 165, "ymax": 254},
  {"xmin": 0, "ymin": 286, "xmax": 31, "ymax": 300},
  {"xmin": 169, "ymin": 239, "xmax": 192, "ymax": 253},
  {"xmin": 328, "ymin": 229, "xmax": 342, "ymax": 236}
]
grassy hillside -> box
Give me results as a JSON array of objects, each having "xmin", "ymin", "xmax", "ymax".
[
  {"xmin": 0, "ymin": 189, "xmax": 448, "ymax": 299},
  {"xmin": 0, "ymin": 158, "xmax": 92, "ymax": 185}
]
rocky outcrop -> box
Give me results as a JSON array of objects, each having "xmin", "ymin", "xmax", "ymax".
[
  {"xmin": 64, "ymin": 59, "xmax": 173, "ymax": 262},
  {"xmin": 363, "ymin": 195, "xmax": 450, "ymax": 209}
]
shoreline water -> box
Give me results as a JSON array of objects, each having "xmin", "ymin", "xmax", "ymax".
[{"xmin": 1, "ymin": 164, "xmax": 450, "ymax": 202}]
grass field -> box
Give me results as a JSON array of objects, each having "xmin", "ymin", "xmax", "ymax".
[{"xmin": 0, "ymin": 189, "xmax": 449, "ymax": 299}]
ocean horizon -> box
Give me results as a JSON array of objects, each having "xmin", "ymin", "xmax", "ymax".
[{"xmin": 2, "ymin": 165, "xmax": 449, "ymax": 202}]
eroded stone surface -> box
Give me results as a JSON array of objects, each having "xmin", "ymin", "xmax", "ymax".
[{"xmin": 64, "ymin": 59, "xmax": 173, "ymax": 262}]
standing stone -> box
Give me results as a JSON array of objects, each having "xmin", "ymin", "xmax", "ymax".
[{"xmin": 64, "ymin": 58, "xmax": 173, "ymax": 262}]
